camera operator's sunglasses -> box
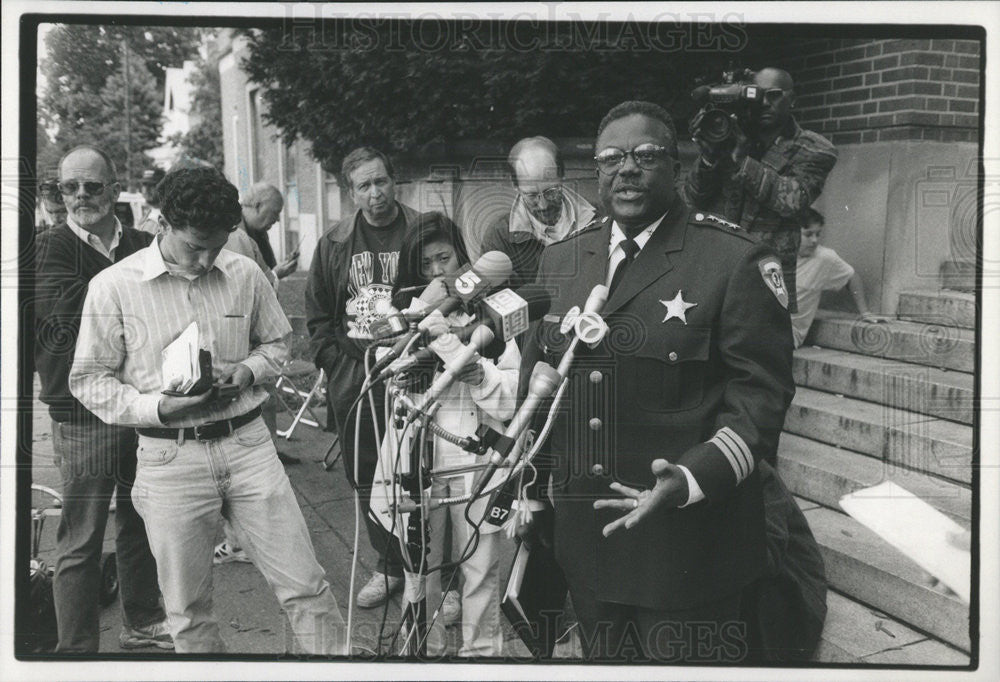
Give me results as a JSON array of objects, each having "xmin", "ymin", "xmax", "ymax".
[
  {"xmin": 763, "ymin": 88, "xmax": 788, "ymax": 103},
  {"xmin": 58, "ymin": 180, "xmax": 112, "ymax": 196},
  {"xmin": 595, "ymin": 144, "xmax": 669, "ymax": 175}
]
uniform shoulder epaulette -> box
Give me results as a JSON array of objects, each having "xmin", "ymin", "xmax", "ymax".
[
  {"xmin": 559, "ymin": 215, "xmax": 608, "ymax": 242},
  {"xmin": 690, "ymin": 211, "xmax": 754, "ymax": 239}
]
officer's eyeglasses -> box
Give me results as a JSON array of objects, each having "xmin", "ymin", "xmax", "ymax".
[
  {"xmin": 519, "ymin": 186, "xmax": 563, "ymax": 203},
  {"xmin": 595, "ymin": 144, "xmax": 669, "ymax": 175},
  {"xmin": 58, "ymin": 180, "xmax": 111, "ymax": 196}
]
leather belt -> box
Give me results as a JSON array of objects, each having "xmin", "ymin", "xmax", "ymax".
[{"xmin": 137, "ymin": 407, "xmax": 262, "ymax": 442}]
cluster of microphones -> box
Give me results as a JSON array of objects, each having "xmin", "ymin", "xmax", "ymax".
[{"xmin": 366, "ymin": 250, "xmax": 611, "ymax": 504}]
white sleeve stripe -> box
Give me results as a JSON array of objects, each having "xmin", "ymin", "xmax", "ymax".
[
  {"xmin": 715, "ymin": 426, "xmax": 755, "ymax": 481},
  {"xmin": 718, "ymin": 426, "xmax": 753, "ymax": 474},
  {"xmin": 716, "ymin": 430, "xmax": 746, "ymax": 478},
  {"xmin": 710, "ymin": 432, "xmax": 745, "ymax": 480}
]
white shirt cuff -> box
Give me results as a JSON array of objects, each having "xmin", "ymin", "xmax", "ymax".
[
  {"xmin": 677, "ymin": 464, "xmax": 706, "ymax": 507},
  {"xmin": 139, "ymin": 393, "xmax": 167, "ymax": 426},
  {"xmin": 240, "ymin": 356, "xmax": 273, "ymax": 385}
]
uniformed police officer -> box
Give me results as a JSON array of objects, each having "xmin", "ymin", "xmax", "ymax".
[{"xmin": 518, "ymin": 100, "xmax": 795, "ymax": 662}]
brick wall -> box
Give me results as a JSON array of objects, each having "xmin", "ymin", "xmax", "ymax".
[{"xmin": 764, "ymin": 38, "xmax": 981, "ymax": 145}]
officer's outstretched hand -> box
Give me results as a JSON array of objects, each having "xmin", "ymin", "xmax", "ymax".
[{"xmin": 593, "ymin": 459, "xmax": 690, "ymax": 537}]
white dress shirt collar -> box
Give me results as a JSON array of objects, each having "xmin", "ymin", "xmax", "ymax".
[{"xmin": 66, "ymin": 216, "xmax": 123, "ymax": 261}]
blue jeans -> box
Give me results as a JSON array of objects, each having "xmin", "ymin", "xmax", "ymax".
[
  {"xmin": 131, "ymin": 416, "xmax": 346, "ymax": 654},
  {"xmin": 51, "ymin": 419, "xmax": 165, "ymax": 652}
]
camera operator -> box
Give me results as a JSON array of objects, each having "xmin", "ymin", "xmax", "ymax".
[{"xmin": 685, "ymin": 67, "xmax": 837, "ymax": 313}]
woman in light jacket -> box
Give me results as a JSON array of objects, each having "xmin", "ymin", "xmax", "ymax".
[{"xmin": 375, "ymin": 213, "xmax": 518, "ymax": 657}]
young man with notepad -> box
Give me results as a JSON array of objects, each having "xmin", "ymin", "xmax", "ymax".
[{"xmin": 69, "ymin": 166, "xmax": 346, "ymax": 654}]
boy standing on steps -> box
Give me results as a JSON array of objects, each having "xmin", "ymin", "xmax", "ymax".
[{"xmin": 792, "ymin": 208, "xmax": 886, "ymax": 348}]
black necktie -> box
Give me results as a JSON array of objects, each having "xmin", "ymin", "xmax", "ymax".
[{"xmin": 609, "ymin": 237, "xmax": 640, "ymax": 294}]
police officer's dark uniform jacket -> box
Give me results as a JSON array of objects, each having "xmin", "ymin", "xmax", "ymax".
[{"xmin": 520, "ymin": 193, "xmax": 795, "ymax": 609}]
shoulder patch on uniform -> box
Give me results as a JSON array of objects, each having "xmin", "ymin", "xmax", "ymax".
[{"xmin": 758, "ymin": 256, "xmax": 789, "ymax": 309}]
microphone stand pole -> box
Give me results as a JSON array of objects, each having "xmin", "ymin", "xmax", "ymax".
[{"xmin": 399, "ymin": 410, "xmax": 432, "ymax": 657}]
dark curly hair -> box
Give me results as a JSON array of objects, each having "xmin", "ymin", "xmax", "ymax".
[
  {"xmin": 391, "ymin": 212, "xmax": 470, "ymax": 310},
  {"xmin": 159, "ymin": 167, "xmax": 242, "ymax": 233},
  {"xmin": 597, "ymin": 100, "xmax": 679, "ymax": 160}
]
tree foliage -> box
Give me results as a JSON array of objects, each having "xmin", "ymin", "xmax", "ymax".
[
  {"xmin": 39, "ymin": 24, "xmax": 203, "ymax": 185},
  {"xmin": 170, "ymin": 50, "xmax": 224, "ymax": 171},
  {"xmin": 240, "ymin": 20, "xmax": 742, "ymax": 175}
]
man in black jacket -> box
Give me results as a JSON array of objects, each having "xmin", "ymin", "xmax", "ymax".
[
  {"xmin": 34, "ymin": 145, "xmax": 170, "ymax": 652},
  {"xmin": 305, "ymin": 146, "xmax": 425, "ymax": 609}
]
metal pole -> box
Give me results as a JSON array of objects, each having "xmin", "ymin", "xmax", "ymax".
[{"xmin": 122, "ymin": 38, "xmax": 133, "ymax": 191}]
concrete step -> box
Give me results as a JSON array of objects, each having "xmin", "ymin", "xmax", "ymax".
[
  {"xmin": 792, "ymin": 346, "xmax": 974, "ymax": 425},
  {"xmin": 777, "ymin": 433, "xmax": 971, "ymax": 526},
  {"xmin": 939, "ymin": 259, "xmax": 976, "ymax": 292},
  {"xmin": 804, "ymin": 506, "xmax": 970, "ymax": 651},
  {"xmin": 808, "ymin": 312, "xmax": 974, "ymax": 373},
  {"xmin": 897, "ymin": 290, "xmax": 976, "ymax": 330},
  {"xmin": 815, "ymin": 590, "xmax": 968, "ymax": 664},
  {"xmin": 783, "ymin": 387, "xmax": 972, "ymax": 484}
]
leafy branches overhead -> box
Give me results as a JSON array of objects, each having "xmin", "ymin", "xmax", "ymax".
[
  {"xmin": 241, "ymin": 21, "xmax": 733, "ymax": 173},
  {"xmin": 39, "ymin": 24, "xmax": 203, "ymax": 182},
  {"xmin": 170, "ymin": 51, "xmax": 224, "ymax": 170}
]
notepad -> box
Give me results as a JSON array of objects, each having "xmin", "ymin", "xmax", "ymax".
[{"xmin": 161, "ymin": 321, "xmax": 203, "ymax": 394}]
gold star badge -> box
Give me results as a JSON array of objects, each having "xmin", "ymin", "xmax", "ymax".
[{"xmin": 660, "ymin": 290, "xmax": 697, "ymax": 324}]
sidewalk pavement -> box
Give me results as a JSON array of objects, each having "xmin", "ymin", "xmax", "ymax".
[{"xmin": 29, "ymin": 378, "xmax": 576, "ymax": 659}]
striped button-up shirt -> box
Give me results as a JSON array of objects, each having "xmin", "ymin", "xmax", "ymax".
[{"xmin": 69, "ymin": 238, "xmax": 291, "ymax": 427}]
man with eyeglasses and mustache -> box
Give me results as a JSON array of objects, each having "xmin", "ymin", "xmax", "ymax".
[
  {"xmin": 34, "ymin": 145, "xmax": 171, "ymax": 652},
  {"xmin": 685, "ymin": 67, "xmax": 838, "ymax": 314},
  {"xmin": 480, "ymin": 136, "xmax": 595, "ymax": 287},
  {"xmin": 517, "ymin": 101, "xmax": 795, "ymax": 662}
]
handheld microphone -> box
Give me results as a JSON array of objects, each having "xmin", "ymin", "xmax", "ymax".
[
  {"xmin": 413, "ymin": 326, "xmax": 496, "ymax": 415},
  {"xmin": 369, "ymin": 307, "xmax": 409, "ymax": 342},
  {"xmin": 368, "ymin": 278, "xmax": 451, "ymax": 375},
  {"xmin": 369, "ymin": 254, "xmax": 512, "ymax": 377},
  {"xmin": 556, "ymin": 284, "xmax": 609, "ymax": 379},
  {"xmin": 470, "ymin": 361, "xmax": 562, "ymax": 499},
  {"xmin": 386, "ymin": 285, "xmax": 552, "ymax": 377},
  {"xmin": 429, "ymin": 251, "xmax": 514, "ymax": 320}
]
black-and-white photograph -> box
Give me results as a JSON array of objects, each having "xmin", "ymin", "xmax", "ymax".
[{"xmin": 1, "ymin": 2, "xmax": 997, "ymax": 680}]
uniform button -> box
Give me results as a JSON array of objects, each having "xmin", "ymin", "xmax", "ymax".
[
  {"xmin": 589, "ymin": 371, "xmax": 603, "ymax": 384},
  {"xmin": 591, "ymin": 463, "xmax": 605, "ymax": 476},
  {"xmin": 695, "ymin": 212, "xmax": 704, "ymax": 221},
  {"xmin": 668, "ymin": 351, "xmax": 678, "ymax": 362},
  {"xmin": 589, "ymin": 418, "xmax": 602, "ymax": 431}
]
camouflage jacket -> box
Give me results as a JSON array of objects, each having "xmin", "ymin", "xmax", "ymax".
[{"xmin": 684, "ymin": 117, "xmax": 837, "ymax": 239}]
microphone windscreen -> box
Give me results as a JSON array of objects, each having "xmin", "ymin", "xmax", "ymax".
[{"xmin": 473, "ymin": 251, "xmax": 514, "ymax": 286}]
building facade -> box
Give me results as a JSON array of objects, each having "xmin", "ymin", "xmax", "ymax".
[{"xmin": 218, "ymin": 30, "xmax": 983, "ymax": 313}]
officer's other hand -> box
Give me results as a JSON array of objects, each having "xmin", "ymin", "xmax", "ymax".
[
  {"xmin": 593, "ymin": 459, "xmax": 690, "ymax": 537},
  {"xmin": 859, "ymin": 312, "xmax": 889, "ymax": 324}
]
